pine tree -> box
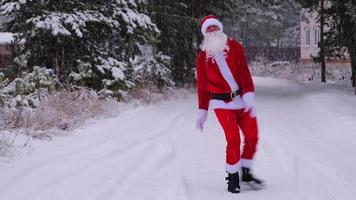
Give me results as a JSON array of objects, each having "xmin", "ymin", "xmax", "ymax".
[
  {"xmin": 0, "ymin": 0, "xmax": 161, "ymax": 98},
  {"xmin": 225, "ymin": 1, "xmax": 301, "ymax": 49},
  {"xmin": 325, "ymin": 0, "xmax": 356, "ymax": 92}
]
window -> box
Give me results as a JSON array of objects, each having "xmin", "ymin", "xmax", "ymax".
[
  {"xmin": 314, "ymin": 28, "xmax": 320, "ymax": 46},
  {"xmin": 306, "ymin": 29, "xmax": 310, "ymax": 46}
]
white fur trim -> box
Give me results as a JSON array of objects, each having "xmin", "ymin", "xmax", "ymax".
[
  {"xmin": 242, "ymin": 92, "xmax": 256, "ymax": 118},
  {"xmin": 242, "ymin": 92, "xmax": 255, "ymax": 107},
  {"xmin": 209, "ymin": 96, "xmax": 244, "ymax": 110},
  {"xmin": 213, "ymin": 51, "xmax": 239, "ymax": 91},
  {"xmin": 226, "ymin": 161, "xmax": 241, "ymax": 173},
  {"xmin": 197, "ymin": 109, "xmax": 208, "ymax": 121},
  {"xmin": 248, "ymin": 107, "xmax": 257, "ymax": 118},
  {"xmin": 201, "ymin": 18, "xmax": 223, "ymax": 35},
  {"xmin": 241, "ymin": 159, "xmax": 253, "ymax": 168}
]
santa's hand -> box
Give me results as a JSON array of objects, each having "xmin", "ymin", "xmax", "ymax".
[
  {"xmin": 244, "ymin": 105, "xmax": 257, "ymax": 118},
  {"xmin": 196, "ymin": 109, "xmax": 208, "ymax": 132},
  {"xmin": 242, "ymin": 92, "xmax": 257, "ymax": 118}
]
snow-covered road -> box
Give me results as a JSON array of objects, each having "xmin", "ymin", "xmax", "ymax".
[{"xmin": 1, "ymin": 77, "xmax": 356, "ymax": 200}]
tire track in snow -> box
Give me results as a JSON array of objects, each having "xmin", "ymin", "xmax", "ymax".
[
  {"xmin": 181, "ymin": 176, "xmax": 193, "ymax": 200},
  {"xmin": 0, "ymin": 101, "xmax": 188, "ymax": 200},
  {"xmin": 102, "ymin": 100, "xmax": 193, "ymax": 200},
  {"xmin": 29, "ymin": 103, "xmax": 188, "ymax": 200},
  {"xmin": 22, "ymin": 143, "xmax": 157, "ymax": 200},
  {"xmin": 0, "ymin": 129, "xmax": 166, "ymax": 198},
  {"xmin": 97, "ymin": 101, "xmax": 192, "ymax": 200},
  {"xmin": 262, "ymin": 134, "xmax": 356, "ymax": 200},
  {"xmin": 0, "ymin": 112, "xmax": 164, "ymax": 193},
  {"xmin": 96, "ymin": 143, "xmax": 176, "ymax": 200}
]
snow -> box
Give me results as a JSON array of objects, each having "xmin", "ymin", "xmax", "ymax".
[
  {"xmin": 0, "ymin": 32, "xmax": 25, "ymax": 45},
  {"xmin": 1, "ymin": 77, "xmax": 356, "ymax": 200},
  {"xmin": 27, "ymin": 11, "xmax": 120, "ymax": 38},
  {"xmin": 114, "ymin": 5, "xmax": 159, "ymax": 34},
  {"xmin": 94, "ymin": 57, "xmax": 127, "ymax": 81},
  {"xmin": 0, "ymin": 32, "xmax": 15, "ymax": 44},
  {"xmin": 111, "ymin": 67, "xmax": 125, "ymax": 80},
  {"xmin": 0, "ymin": 2, "xmax": 20, "ymax": 14}
]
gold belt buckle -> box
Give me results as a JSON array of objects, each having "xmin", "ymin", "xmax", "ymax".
[{"xmin": 230, "ymin": 91, "xmax": 235, "ymax": 99}]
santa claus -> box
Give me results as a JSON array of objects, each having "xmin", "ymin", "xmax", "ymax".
[{"xmin": 195, "ymin": 15, "xmax": 264, "ymax": 193}]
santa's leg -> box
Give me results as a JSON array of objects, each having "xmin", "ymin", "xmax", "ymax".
[
  {"xmin": 214, "ymin": 109, "xmax": 241, "ymax": 193},
  {"xmin": 238, "ymin": 110, "xmax": 264, "ymax": 189}
]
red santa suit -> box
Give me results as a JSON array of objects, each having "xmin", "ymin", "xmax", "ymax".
[{"xmin": 196, "ymin": 16, "xmax": 259, "ymax": 174}]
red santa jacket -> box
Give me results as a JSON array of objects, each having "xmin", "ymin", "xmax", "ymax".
[{"xmin": 196, "ymin": 38, "xmax": 255, "ymax": 111}]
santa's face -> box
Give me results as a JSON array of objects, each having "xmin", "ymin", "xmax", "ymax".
[
  {"xmin": 200, "ymin": 27, "xmax": 228, "ymax": 55},
  {"xmin": 206, "ymin": 25, "xmax": 220, "ymax": 33}
]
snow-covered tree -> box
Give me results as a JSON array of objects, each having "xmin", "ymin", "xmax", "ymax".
[
  {"xmin": 0, "ymin": 0, "xmax": 169, "ymax": 98},
  {"xmin": 224, "ymin": 0, "xmax": 301, "ymax": 48},
  {"xmin": 323, "ymin": 0, "xmax": 356, "ymax": 91},
  {"xmin": 0, "ymin": 72, "xmax": 9, "ymax": 105},
  {"xmin": 131, "ymin": 52, "xmax": 174, "ymax": 89},
  {"xmin": 0, "ymin": 66, "xmax": 59, "ymax": 107}
]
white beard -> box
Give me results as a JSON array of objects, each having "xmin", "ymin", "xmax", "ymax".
[{"xmin": 200, "ymin": 30, "xmax": 228, "ymax": 55}]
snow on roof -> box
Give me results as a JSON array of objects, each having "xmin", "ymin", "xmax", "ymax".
[
  {"xmin": 0, "ymin": 32, "xmax": 24, "ymax": 45},
  {"xmin": 0, "ymin": 32, "xmax": 15, "ymax": 44}
]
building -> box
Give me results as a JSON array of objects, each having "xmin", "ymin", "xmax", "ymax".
[
  {"xmin": 300, "ymin": 9, "xmax": 350, "ymax": 64},
  {"xmin": 300, "ymin": 12, "xmax": 320, "ymax": 64},
  {"xmin": 0, "ymin": 32, "xmax": 16, "ymax": 69}
]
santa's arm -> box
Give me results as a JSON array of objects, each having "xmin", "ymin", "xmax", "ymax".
[
  {"xmin": 196, "ymin": 52, "xmax": 210, "ymax": 113},
  {"xmin": 237, "ymin": 45, "xmax": 254, "ymax": 95},
  {"xmin": 236, "ymin": 44, "xmax": 256, "ymax": 116}
]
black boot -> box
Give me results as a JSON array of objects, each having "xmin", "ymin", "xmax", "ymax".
[
  {"xmin": 241, "ymin": 167, "xmax": 264, "ymax": 189},
  {"xmin": 225, "ymin": 172, "xmax": 240, "ymax": 193}
]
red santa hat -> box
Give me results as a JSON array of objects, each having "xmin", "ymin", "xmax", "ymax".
[{"xmin": 200, "ymin": 15, "xmax": 223, "ymax": 36}]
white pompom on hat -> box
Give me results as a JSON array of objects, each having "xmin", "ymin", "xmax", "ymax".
[{"xmin": 200, "ymin": 15, "xmax": 223, "ymax": 36}]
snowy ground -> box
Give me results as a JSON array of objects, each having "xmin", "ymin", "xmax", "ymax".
[{"xmin": 1, "ymin": 77, "xmax": 356, "ymax": 200}]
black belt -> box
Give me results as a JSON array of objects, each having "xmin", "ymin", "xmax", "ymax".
[{"xmin": 211, "ymin": 90, "xmax": 241, "ymax": 100}]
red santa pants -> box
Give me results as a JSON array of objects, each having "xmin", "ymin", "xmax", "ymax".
[{"xmin": 214, "ymin": 109, "xmax": 258, "ymax": 169}]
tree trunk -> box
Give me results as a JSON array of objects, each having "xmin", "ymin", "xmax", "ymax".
[
  {"xmin": 61, "ymin": 46, "xmax": 65, "ymax": 83},
  {"xmin": 346, "ymin": 40, "xmax": 356, "ymax": 97},
  {"xmin": 350, "ymin": 47, "xmax": 356, "ymax": 92},
  {"xmin": 347, "ymin": 40, "xmax": 356, "ymax": 89},
  {"xmin": 55, "ymin": 46, "xmax": 59, "ymax": 79},
  {"xmin": 320, "ymin": 0, "xmax": 326, "ymax": 83},
  {"xmin": 352, "ymin": 66, "xmax": 356, "ymax": 95}
]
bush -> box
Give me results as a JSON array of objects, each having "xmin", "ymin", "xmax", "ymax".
[
  {"xmin": 0, "ymin": 66, "xmax": 59, "ymax": 107},
  {"xmin": 131, "ymin": 52, "xmax": 175, "ymax": 90},
  {"xmin": 0, "ymin": 88, "xmax": 119, "ymax": 132}
]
